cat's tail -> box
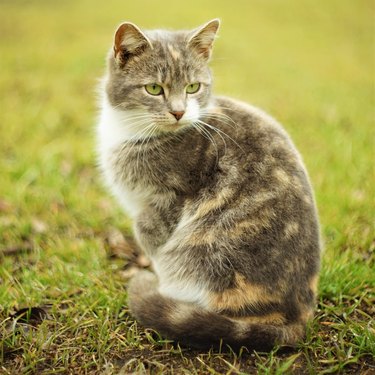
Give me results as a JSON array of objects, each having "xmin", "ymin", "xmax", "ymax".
[{"xmin": 127, "ymin": 271, "xmax": 305, "ymax": 351}]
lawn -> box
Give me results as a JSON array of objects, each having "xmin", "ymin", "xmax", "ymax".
[{"xmin": 0, "ymin": 0, "xmax": 374, "ymax": 374}]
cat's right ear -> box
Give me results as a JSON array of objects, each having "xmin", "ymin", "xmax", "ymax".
[
  {"xmin": 188, "ymin": 19, "xmax": 220, "ymax": 60},
  {"xmin": 113, "ymin": 22, "xmax": 152, "ymax": 64}
]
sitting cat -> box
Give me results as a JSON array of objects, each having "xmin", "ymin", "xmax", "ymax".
[{"xmin": 97, "ymin": 19, "xmax": 321, "ymax": 350}]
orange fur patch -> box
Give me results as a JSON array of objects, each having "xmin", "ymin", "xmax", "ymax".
[
  {"xmin": 230, "ymin": 312, "xmax": 286, "ymax": 326},
  {"xmin": 227, "ymin": 208, "xmax": 274, "ymax": 238},
  {"xmin": 283, "ymin": 221, "xmax": 300, "ymax": 239},
  {"xmin": 209, "ymin": 273, "xmax": 280, "ymax": 311},
  {"xmin": 273, "ymin": 168, "xmax": 291, "ymax": 186},
  {"xmin": 195, "ymin": 187, "xmax": 233, "ymax": 218},
  {"xmin": 167, "ymin": 44, "xmax": 181, "ymax": 60}
]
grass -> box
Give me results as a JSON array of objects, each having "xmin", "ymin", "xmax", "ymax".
[{"xmin": 0, "ymin": 0, "xmax": 374, "ymax": 373}]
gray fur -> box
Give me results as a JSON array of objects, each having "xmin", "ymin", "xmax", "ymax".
[{"xmin": 98, "ymin": 19, "xmax": 321, "ymax": 350}]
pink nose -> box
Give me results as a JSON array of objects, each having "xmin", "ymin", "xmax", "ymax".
[{"xmin": 170, "ymin": 111, "xmax": 185, "ymax": 121}]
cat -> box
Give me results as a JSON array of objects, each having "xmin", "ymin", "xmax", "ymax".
[{"xmin": 97, "ymin": 19, "xmax": 321, "ymax": 351}]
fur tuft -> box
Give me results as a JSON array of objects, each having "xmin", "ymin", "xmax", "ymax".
[{"xmin": 128, "ymin": 271, "xmax": 305, "ymax": 351}]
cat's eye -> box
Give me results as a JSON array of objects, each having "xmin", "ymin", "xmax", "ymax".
[
  {"xmin": 145, "ymin": 83, "xmax": 164, "ymax": 96},
  {"xmin": 186, "ymin": 83, "xmax": 200, "ymax": 94}
]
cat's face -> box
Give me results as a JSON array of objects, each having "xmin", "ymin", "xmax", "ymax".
[{"xmin": 105, "ymin": 20, "xmax": 219, "ymax": 138}]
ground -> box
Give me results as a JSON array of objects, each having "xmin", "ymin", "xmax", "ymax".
[{"xmin": 0, "ymin": 0, "xmax": 374, "ymax": 374}]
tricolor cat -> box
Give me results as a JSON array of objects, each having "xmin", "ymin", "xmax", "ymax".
[{"xmin": 97, "ymin": 19, "xmax": 321, "ymax": 350}]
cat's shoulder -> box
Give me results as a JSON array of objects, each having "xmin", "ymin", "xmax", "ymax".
[{"xmin": 213, "ymin": 95, "xmax": 291, "ymax": 138}]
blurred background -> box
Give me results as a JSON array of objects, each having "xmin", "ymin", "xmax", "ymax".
[{"xmin": 0, "ymin": 0, "xmax": 373, "ymax": 257}]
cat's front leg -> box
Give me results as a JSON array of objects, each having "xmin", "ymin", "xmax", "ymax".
[{"xmin": 132, "ymin": 209, "xmax": 175, "ymax": 258}]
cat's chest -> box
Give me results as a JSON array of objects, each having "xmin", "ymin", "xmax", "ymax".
[
  {"xmin": 110, "ymin": 182, "xmax": 158, "ymax": 218},
  {"xmin": 97, "ymin": 111, "xmax": 215, "ymax": 219}
]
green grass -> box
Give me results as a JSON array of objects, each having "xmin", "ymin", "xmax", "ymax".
[{"xmin": 0, "ymin": 0, "xmax": 374, "ymax": 373}]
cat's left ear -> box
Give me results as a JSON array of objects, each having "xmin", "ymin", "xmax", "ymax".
[
  {"xmin": 113, "ymin": 22, "xmax": 152, "ymax": 63},
  {"xmin": 188, "ymin": 19, "xmax": 220, "ymax": 60}
]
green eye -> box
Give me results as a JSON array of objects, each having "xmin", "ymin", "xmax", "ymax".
[
  {"xmin": 145, "ymin": 83, "xmax": 164, "ymax": 96},
  {"xmin": 186, "ymin": 83, "xmax": 200, "ymax": 94}
]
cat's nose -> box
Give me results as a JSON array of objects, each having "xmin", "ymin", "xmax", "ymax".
[{"xmin": 170, "ymin": 111, "xmax": 185, "ymax": 121}]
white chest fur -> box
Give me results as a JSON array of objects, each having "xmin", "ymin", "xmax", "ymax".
[{"xmin": 97, "ymin": 97, "xmax": 156, "ymax": 218}]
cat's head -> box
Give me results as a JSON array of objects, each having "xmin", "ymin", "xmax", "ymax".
[{"xmin": 105, "ymin": 20, "xmax": 220, "ymax": 137}]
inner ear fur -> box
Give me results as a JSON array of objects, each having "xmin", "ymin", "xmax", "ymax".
[
  {"xmin": 188, "ymin": 19, "xmax": 220, "ymax": 60},
  {"xmin": 114, "ymin": 22, "xmax": 152, "ymax": 63}
]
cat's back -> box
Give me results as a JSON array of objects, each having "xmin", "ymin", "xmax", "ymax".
[
  {"xmin": 213, "ymin": 96, "xmax": 299, "ymax": 157},
  {"xmin": 197, "ymin": 95, "xmax": 321, "ymax": 263},
  {"xmin": 207, "ymin": 96, "xmax": 313, "ymax": 200}
]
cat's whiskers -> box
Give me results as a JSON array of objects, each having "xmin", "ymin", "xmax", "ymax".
[
  {"xmin": 119, "ymin": 122, "xmax": 157, "ymax": 162},
  {"xmin": 196, "ymin": 119, "xmax": 228, "ymax": 156},
  {"xmin": 205, "ymin": 114, "xmax": 236, "ymax": 129},
  {"xmin": 196, "ymin": 119, "xmax": 245, "ymax": 154},
  {"xmin": 192, "ymin": 121, "xmax": 219, "ymax": 165},
  {"xmin": 104, "ymin": 121, "xmax": 153, "ymax": 183},
  {"xmin": 136, "ymin": 123, "xmax": 159, "ymax": 172},
  {"xmin": 200, "ymin": 111, "xmax": 237, "ymax": 129},
  {"xmin": 141, "ymin": 124, "xmax": 159, "ymax": 168},
  {"xmin": 120, "ymin": 121, "xmax": 155, "ymax": 145},
  {"xmin": 110, "ymin": 102, "xmax": 148, "ymax": 112},
  {"xmin": 119, "ymin": 115, "xmax": 154, "ymax": 128},
  {"xmin": 110, "ymin": 102, "xmax": 125, "ymax": 110},
  {"xmin": 201, "ymin": 108, "xmax": 235, "ymax": 119}
]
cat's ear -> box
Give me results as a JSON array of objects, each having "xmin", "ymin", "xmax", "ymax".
[
  {"xmin": 188, "ymin": 19, "xmax": 220, "ymax": 60},
  {"xmin": 113, "ymin": 22, "xmax": 152, "ymax": 63}
]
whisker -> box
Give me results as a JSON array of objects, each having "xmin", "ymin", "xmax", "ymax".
[
  {"xmin": 205, "ymin": 112, "xmax": 236, "ymax": 125},
  {"xmin": 192, "ymin": 122, "xmax": 219, "ymax": 165},
  {"xmin": 119, "ymin": 124, "xmax": 153, "ymax": 149},
  {"xmin": 200, "ymin": 111, "xmax": 238, "ymax": 129},
  {"xmin": 142, "ymin": 124, "xmax": 159, "ymax": 167},
  {"xmin": 201, "ymin": 115, "xmax": 236, "ymax": 130},
  {"xmin": 210, "ymin": 105, "xmax": 237, "ymax": 112},
  {"xmin": 119, "ymin": 116, "xmax": 154, "ymax": 127},
  {"xmin": 119, "ymin": 123, "xmax": 157, "ymax": 159},
  {"xmin": 196, "ymin": 119, "xmax": 245, "ymax": 154},
  {"xmin": 197, "ymin": 119, "xmax": 228, "ymax": 156},
  {"xmin": 136, "ymin": 124, "xmax": 157, "ymax": 172}
]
